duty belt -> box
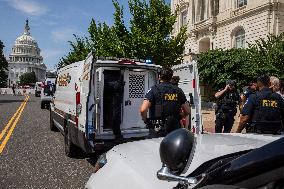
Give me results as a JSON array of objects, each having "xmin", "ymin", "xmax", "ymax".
[{"xmin": 148, "ymin": 119, "xmax": 164, "ymax": 132}]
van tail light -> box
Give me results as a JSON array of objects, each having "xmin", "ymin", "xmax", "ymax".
[
  {"xmin": 76, "ymin": 92, "xmax": 80, "ymax": 105},
  {"xmin": 76, "ymin": 92, "xmax": 82, "ymax": 127},
  {"xmin": 192, "ymin": 79, "xmax": 195, "ymax": 89},
  {"xmin": 192, "ymin": 126, "xmax": 196, "ymax": 133}
]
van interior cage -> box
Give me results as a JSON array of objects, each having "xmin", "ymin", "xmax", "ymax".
[{"xmin": 129, "ymin": 74, "xmax": 145, "ymax": 98}]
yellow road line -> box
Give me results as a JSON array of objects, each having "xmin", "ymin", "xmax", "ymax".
[
  {"xmin": 0, "ymin": 96, "xmax": 28, "ymax": 141},
  {"xmin": 0, "ymin": 95, "xmax": 29, "ymax": 154}
]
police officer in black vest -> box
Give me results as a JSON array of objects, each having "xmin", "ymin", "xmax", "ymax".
[
  {"xmin": 237, "ymin": 75, "xmax": 284, "ymax": 134},
  {"xmin": 140, "ymin": 67, "xmax": 190, "ymax": 138},
  {"xmin": 215, "ymin": 80, "xmax": 240, "ymax": 133}
]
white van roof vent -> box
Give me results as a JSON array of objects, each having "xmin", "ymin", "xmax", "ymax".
[{"xmin": 129, "ymin": 74, "xmax": 145, "ymax": 98}]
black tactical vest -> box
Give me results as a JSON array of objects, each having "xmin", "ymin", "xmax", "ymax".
[
  {"xmin": 217, "ymin": 90, "xmax": 239, "ymax": 111},
  {"xmin": 152, "ymin": 83, "xmax": 181, "ymax": 120},
  {"xmin": 252, "ymin": 91, "xmax": 283, "ymax": 133}
]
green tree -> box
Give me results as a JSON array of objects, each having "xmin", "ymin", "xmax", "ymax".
[
  {"xmin": 59, "ymin": 0, "xmax": 188, "ymax": 68},
  {"xmin": 58, "ymin": 35, "xmax": 91, "ymax": 68},
  {"xmin": 113, "ymin": 0, "xmax": 132, "ymax": 57},
  {"xmin": 198, "ymin": 33, "xmax": 284, "ymax": 91},
  {"xmin": 19, "ymin": 71, "xmax": 37, "ymax": 85},
  {"xmin": 198, "ymin": 48, "xmax": 255, "ymax": 90},
  {"xmin": 128, "ymin": 0, "xmax": 187, "ymax": 67},
  {"xmin": 249, "ymin": 33, "xmax": 284, "ymax": 79},
  {"xmin": 0, "ymin": 40, "xmax": 8, "ymax": 87},
  {"xmin": 88, "ymin": 20, "xmax": 122, "ymax": 57}
]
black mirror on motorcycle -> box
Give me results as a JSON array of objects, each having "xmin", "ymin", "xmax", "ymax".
[{"xmin": 159, "ymin": 128, "xmax": 194, "ymax": 174}]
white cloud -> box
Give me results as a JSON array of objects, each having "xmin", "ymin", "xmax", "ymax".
[
  {"xmin": 51, "ymin": 28, "xmax": 83, "ymax": 43},
  {"xmin": 8, "ymin": 0, "xmax": 48, "ymax": 16}
]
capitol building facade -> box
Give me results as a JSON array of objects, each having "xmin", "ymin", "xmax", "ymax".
[{"xmin": 8, "ymin": 20, "xmax": 46, "ymax": 85}]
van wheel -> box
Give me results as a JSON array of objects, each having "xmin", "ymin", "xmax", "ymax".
[
  {"xmin": 64, "ymin": 126, "xmax": 78, "ymax": 157},
  {"xmin": 49, "ymin": 110, "xmax": 57, "ymax": 131},
  {"xmin": 41, "ymin": 102, "xmax": 45, "ymax": 109}
]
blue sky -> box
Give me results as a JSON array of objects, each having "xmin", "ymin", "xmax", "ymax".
[{"xmin": 0, "ymin": 0, "xmax": 170, "ymax": 70}]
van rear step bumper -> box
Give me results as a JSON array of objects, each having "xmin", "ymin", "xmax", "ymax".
[{"xmin": 94, "ymin": 129, "xmax": 149, "ymax": 140}]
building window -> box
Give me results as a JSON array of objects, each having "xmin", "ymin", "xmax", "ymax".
[
  {"xmin": 181, "ymin": 10, "xmax": 188, "ymax": 26},
  {"xmin": 236, "ymin": 0, "xmax": 247, "ymax": 8},
  {"xmin": 235, "ymin": 29, "xmax": 245, "ymax": 48}
]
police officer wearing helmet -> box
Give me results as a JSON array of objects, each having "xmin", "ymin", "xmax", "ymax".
[
  {"xmin": 215, "ymin": 80, "xmax": 240, "ymax": 133},
  {"xmin": 140, "ymin": 67, "xmax": 190, "ymax": 137},
  {"xmin": 237, "ymin": 75, "xmax": 284, "ymax": 134}
]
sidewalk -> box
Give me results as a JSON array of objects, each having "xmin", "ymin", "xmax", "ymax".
[{"xmin": 202, "ymin": 109, "xmax": 240, "ymax": 133}]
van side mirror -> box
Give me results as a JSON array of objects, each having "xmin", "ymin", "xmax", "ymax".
[{"xmin": 159, "ymin": 128, "xmax": 194, "ymax": 173}]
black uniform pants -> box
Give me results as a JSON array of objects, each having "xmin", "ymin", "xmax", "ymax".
[
  {"xmin": 112, "ymin": 98, "xmax": 122, "ymax": 139},
  {"xmin": 215, "ymin": 110, "xmax": 235, "ymax": 133}
]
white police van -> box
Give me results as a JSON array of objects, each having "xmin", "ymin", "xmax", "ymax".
[
  {"xmin": 35, "ymin": 82, "xmax": 42, "ymax": 97},
  {"xmin": 50, "ymin": 52, "xmax": 162, "ymax": 156},
  {"xmin": 41, "ymin": 78, "xmax": 56, "ymax": 109},
  {"xmin": 50, "ymin": 52, "xmax": 203, "ymax": 157}
]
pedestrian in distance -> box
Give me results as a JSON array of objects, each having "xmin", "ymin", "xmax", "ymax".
[
  {"xmin": 236, "ymin": 75, "xmax": 284, "ymax": 134},
  {"xmin": 140, "ymin": 67, "xmax": 190, "ymax": 138},
  {"xmin": 214, "ymin": 80, "xmax": 240, "ymax": 133},
  {"xmin": 11, "ymin": 84, "xmax": 15, "ymax": 96}
]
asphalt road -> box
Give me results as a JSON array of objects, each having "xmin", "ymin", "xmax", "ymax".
[{"xmin": 0, "ymin": 94, "xmax": 99, "ymax": 189}]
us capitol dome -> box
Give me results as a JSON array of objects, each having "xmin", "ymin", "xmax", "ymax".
[{"xmin": 8, "ymin": 20, "xmax": 46, "ymax": 85}]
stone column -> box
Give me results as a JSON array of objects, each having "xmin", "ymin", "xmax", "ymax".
[
  {"xmin": 208, "ymin": 0, "xmax": 212, "ymax": 18},
  {"xmin": 192, "ymin": 0, "xmax": 195, "ymax": 24},
  {"xmin": 195, "ymin": 0, "xmax": 200, "ymax": 22}
]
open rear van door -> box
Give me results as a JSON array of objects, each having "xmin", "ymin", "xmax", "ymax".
[
  {"xmin": 121, "ymin": 69, "xmax": 149, "ymax": 130},
  {"xmin": 171, "ymin": 60, "xmax": 203, "ymax": 134},
  {"xmin": 93, "ymin": 68, "xmax": 102, "ymax": 134}
]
